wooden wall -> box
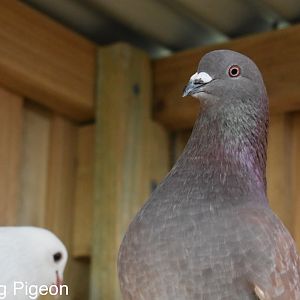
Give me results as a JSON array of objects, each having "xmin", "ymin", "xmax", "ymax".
[
  {"xmin": 0, "ymin": 2, "xmax": 96, "ymax": 299},
  {"xmin": 0, "ymin": 4, "xmax": 169, "ymax": 300},
  {"xmin": 19, "ymin": 104, "xmax": 91, "ymax": 300},
  {"xmin": 1, "ymin": 1, "xmax": 300, "ymax": 300},
  {"xmin": 0, "ymin": 91, "xmax": 91, "ymax": 299}
]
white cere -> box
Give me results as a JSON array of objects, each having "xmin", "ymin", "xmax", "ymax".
[{"xmin": 190, "ymin": 72, "xmax": 212, "ymax": 83}]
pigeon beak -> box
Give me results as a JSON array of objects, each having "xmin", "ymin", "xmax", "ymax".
[
  {"xmin": 50, "ymin": 271, "xmax": 63, "ymax": 298},
  {"xmin": 182, "ymin": 71, "xmax": 213, "ymax": 97},
  {"xmin": 182, "ymin": 80, "xmax": 201, "ymax": 97},
  {"xmin": 55, "ymin": 270, "xmax": 63, "ymax": 287}
]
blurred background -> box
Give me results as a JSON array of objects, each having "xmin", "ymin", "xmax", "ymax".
[{"xmin": 1, "ymin": 0, "xmax": 300, "ymax": 299}]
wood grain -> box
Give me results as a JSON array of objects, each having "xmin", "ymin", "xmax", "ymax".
[
  {"xmin": 18, "ymin": 103, "xmax": 51, "ymax": 226},
  {"xmin": 72, "ymin": 124, "xmax": 95, "ymax": 257},
  {"xmin": 46, "ymin": 115, "xmax": 90, "ymax": 300},
  {"xmin": 267, "ymin": 114, "xmax": 293, "ymax": 234},
  {"xmin": 0, "ymin": 87, "xmax": 23, "ymax": 225},
  {"xmin": 91, "ymin": 43, "xmax": 169, "ymax": 300},
  {"xmin": 46, "ymin": 115, "xmax": 76, "ymax": 240},
  {"xmin": 153, "ymin": 24, "xmax": 300, "ymax": 129},
  {"xmin": 0, "ymin": 0, "xmax": 96, "ymax": 121}
]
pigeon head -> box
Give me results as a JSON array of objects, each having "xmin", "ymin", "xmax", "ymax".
[
  {"xmin": 33, "ymin": 228, "xmax": 68, "ymax": 288},
  {"xmin": 24, "ymin": 227, "xmax": 68, "ymax": 287},
  {"xmin": 182, "ymin": 50, "xmax": 269, "ymax": 193},
  {"xmin": 1, "ymin": 227, "xmax": 68, "ymax": 289},
  {"xmin": 183, "ymin": 50, "xmax": 267, "ymax": 111}
]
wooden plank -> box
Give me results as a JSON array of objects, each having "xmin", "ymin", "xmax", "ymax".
[
  {"xmin": 0, "ymin": 87, "xmax": 23, "ymax": 225},
  {"xmin": 72, "ymin": 124, "xmax": 95, "ymax": 257},
  {"xmin": 46, "ymin": 115, "xmax": 76, "ymax": 240},
  {"xmin": 0, "ymin": 0, "xmax": 96, "ymax": 121},
  {"xmin": 18, "ymin": 103, "xmax": 51, "ymax": 226},
  {"xmin": 266, "ymin": 114, "xmax": 293, "ymax": 234},
  {"xmin": 46, "ymin": 115, "xmax": 90, "ymax": 300},
  {"xmin": 153, "ymin": 24, "xmax": 300, "ymax": 129},
  {"xmin": 91, "ymin": 43, "xmax": 169, "ymax": 300},
  {"xmin": 291, "ymin": 112, "xmax": 300, "ymax": 250}
]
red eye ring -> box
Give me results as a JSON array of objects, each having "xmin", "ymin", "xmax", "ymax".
[{"xmin": 228, "ymin": 65, "xmax": 241, "ymax": 77}]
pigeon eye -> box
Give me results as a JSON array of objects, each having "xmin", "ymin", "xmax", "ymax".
[
  {"xmin": 228, "ymin": 65, "xmax": 241, "ymax": 77},
  {"xmin": 53, "ymin": 252, "xmax": 62, "ymax": 263}
]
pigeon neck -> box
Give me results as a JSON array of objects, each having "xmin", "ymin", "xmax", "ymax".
[{"xmin": 176, "ymin": 104, "xmax": 268, "ymax": 203}]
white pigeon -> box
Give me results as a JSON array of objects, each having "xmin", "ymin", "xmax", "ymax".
[{"xmin": 0, "ymin": 226, "xmax": 68, "ymax": 300}]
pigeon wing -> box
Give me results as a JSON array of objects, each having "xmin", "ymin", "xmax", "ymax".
[{"xmin": 242, "ymin": 208, "xmax": 300, "ymax": 299}]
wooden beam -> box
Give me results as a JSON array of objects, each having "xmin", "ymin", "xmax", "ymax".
[
  {"xmin": 91, "ymin": 43, "xmax": 169, "ymax": 300},
  {"xmin": 0, "ymin": 0, "xmax": 96, "ymax": 121},
  {"xmin": 153, "ymin": 24, "xmax": 300, "ymax": 129},
  {"xmin": 0, "ymin": 87, "xmax": 23, "ymax": 225},
  {"xmin": 72, "ymin": 124, "xmax": 95, "ymax": 257}
]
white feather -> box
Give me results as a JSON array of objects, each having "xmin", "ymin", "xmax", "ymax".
[
  {"xmin": 190, "ymin": 72, "xmax": 212, "ymax": 83},
  {"xmin": 0, "ymin": 227, "xmax": 68, "ymax": 299}
]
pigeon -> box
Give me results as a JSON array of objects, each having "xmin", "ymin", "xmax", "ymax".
[
  {"xmin": 118, "ymin": 50, "xmax": 300, "ymax": 299},
  {"xmin": 0, "ymin": 226, "xmax": 68, "ymax": 299}
]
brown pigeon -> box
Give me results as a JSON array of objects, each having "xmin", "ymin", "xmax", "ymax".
[{"xmin": 118, "ymin": 50, "xmax": 300, "ymax": 299}]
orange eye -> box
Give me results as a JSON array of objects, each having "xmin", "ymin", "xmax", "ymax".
[{"xmin": 228, "ymin": 65, "xmax": 241, "ymax": 77}]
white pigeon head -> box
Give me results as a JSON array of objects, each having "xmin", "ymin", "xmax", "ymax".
[{"xmin": 0, "ymin": 226, "xmax": 68, "ymax": 297}]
